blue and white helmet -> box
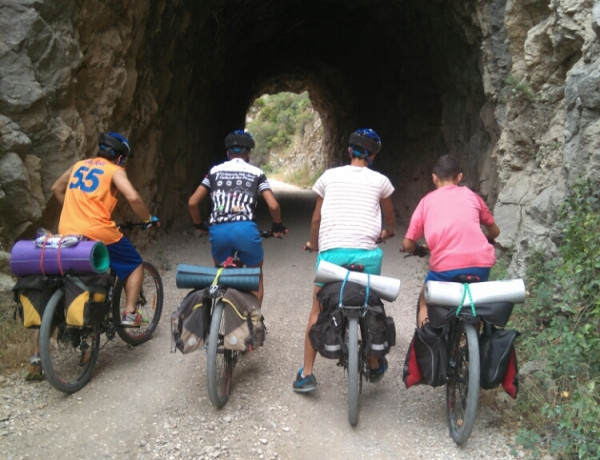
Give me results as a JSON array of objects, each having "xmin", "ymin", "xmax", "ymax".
[
  {"xmin": 98, "ymin": 132, "xmax": 131, "ymax": 159},
  {"xmin": 348, "ymin": 128, "xmax": 382, "ymax": 157},
  {"xmin": 225, "ymin": 130, "xmax": 255, "ymax": 152}
]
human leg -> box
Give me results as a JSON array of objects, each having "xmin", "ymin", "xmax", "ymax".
[
  {"xmin": 293, "ymin": 285, "xmax": 321, "ymax": 393},
  {"xmin": 124, "ymin": 263, "xmax": 144, "ymax": 313},
  {"xmin": 24, "ymin": 331, "xmax": 43, "ymax": 381},
  {"xmin": 106, "ymin": 238, "xmax": 144, "ymax": 324}
]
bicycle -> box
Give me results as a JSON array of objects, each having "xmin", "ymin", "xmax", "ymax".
[
  {"xmin": 311, "ymin": 260, "xmax": 399, "ymax": 427},
  {"xmin": 406, "ymin": 244, "xmax": 522, "ymax": 445},
  {"xmin": 178, "ymin": 229, "xmax": 278, "ymax": 408},
  {"xmin": 39, "ymin": 221, "xmax": 163, "ymax": 393}
]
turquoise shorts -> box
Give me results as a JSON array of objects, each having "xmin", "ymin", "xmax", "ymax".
[{"xmin": 315, "ymin": 247, "xmax": 383, "ymax": 286}]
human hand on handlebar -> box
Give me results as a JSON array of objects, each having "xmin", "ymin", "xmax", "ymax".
[
  {"xmin": 380, "ymin": 228, "xmax": 396, "ymax": 243},
  {"xmin": 143, "ymin": 216, "xmax": 160, "ymax": 229},
  {"xmin": 193, "ymin": 221, "xmax": 209, "ymax": 237},
  {"xmin": 412, "ymin": 243, "xmax": 429, "ymax": 258},
  {"xmin": 270, "ymin": 222, "xmax": 288, "ymax": 239},
  {"xmin": 303, "ymin": 241, "xmax": 317, "ymax": 252}
]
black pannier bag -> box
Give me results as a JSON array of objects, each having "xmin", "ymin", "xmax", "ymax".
[
  {"xmin": 311, "ymin": 281, "xmax": 395, "ymax": 359},
  {"xmin": 171, "ymin": 288, "xmax": 211, "ymax": 354},
  {"xmin": 13, "ymin": 275, "xmax": 63, "ymax": 328},
  {"xmin": 479, "ymin": 326, "xmax": 520, "ymax": 397},
  {"xmin": 64, "ymin": 273, "xmax": 113, "ymax": 327},
  {"xmin": 309, "ymin": 306, "xmax": 344, "ymax": 359},
  {"xmin": 427, "ymin": 301, "xmax": 515, "ymax": 329},
  {"xmin": 403, "ymin": 324, "xmax": 448, "ymax": 388},
  {"xmin": 365, "ymin": 303, "xmax": 395, "ymax": 358}
]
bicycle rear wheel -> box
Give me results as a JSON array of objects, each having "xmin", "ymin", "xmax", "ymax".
[
  {"xmin": 206, "ymin": 300, "xmax": 237, "ymax": 408},
  {"xmin": 113, "ymin": 261, "xmax": 164, "ymax": 345},
  {"xmin": 347, "ymin": 316, "xmax": 361, "ymax": 426},
  {"xmin": 39, "ymin": 289, "xmax": 100, "ymax": 393},
  {"xmin": 446, "ymin": 321, "xmax": 480, "ymax": 445}
]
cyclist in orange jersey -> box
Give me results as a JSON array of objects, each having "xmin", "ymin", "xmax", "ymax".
[{"xmin": 51, "ymin": 132, "xmax": 159, "ymax": 326}]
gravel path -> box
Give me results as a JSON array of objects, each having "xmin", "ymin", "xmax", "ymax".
[{"xmin": 1, "ymin": 185, "xmax": 525, "ymax": 460}]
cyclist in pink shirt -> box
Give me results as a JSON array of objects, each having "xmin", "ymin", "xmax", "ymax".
[{"xmin": 400, "ymin": 154, "xmax": 500, "ymax": 327}]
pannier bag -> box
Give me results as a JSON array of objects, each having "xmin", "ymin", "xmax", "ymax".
[
  {"xmin": 479, "ymin": 326, "xmax": 520, "ymax": 398},
  {"xmin": 311, "ymin": 281, "xmax": 395, "ymax": 359},
  {"xmin": 309, "ymin": 305, "xmax": 345, "ymax": 359},
  {"xmin": 13, "ymin": 275, "xmax": 63, "ymax": 328},
  {"xmin": 403, "ymin": 324, "xmax": 448, "ymax": 388},
  {"xmin": 222, "ymin": 288, "xmax": 264, "ymax": 352},
  {"xmin": 365, "ymin": 303, "xmax": 395, "ymax": 358},
  {"xmin": 64, "ymin": 273, "xmax": 113, "ymax": 327},
  {"xmin": 171, "ymin": 288, "xmax": 211, "ymax": 354}
]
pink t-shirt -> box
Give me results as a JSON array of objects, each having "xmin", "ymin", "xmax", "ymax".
[{"xmin": 405, "ymin": 185, "xmax": 496, "ymax": 272}]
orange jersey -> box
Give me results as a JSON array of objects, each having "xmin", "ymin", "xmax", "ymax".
[{"xmin": 58, "ymin": 158, "xmax": 123, "ymax": 244}]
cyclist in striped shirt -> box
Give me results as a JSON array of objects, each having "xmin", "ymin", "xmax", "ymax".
[{"xmin": 293, "ymin": 128, "xmax": 396, "ymax": 393}]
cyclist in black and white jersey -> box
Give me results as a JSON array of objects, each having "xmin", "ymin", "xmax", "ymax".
[{"xmin": 188, "ymin": 130, "xmax": 287, "ymax": 305}]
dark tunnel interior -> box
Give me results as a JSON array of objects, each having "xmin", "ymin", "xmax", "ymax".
[{"xmin": 129, "ymin": 0, "xmax": 494, "ymax": 229}]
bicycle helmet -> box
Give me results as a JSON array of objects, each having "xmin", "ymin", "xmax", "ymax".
[
  {"xmin": 225, "ymin": 130, "xmax": 255, "ymax": 151},
  {"xmin": 98, "ymin": 132, "xmax": 132, "ymax": 159},
  {"xmin": 348, "ymin": 128, "xmax": 382, "ymax": 157}
]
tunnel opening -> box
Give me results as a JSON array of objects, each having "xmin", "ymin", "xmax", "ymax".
[
  {"xmin": 140, "ymin": 0, "xmax": 493, "ymax": 231},
  {"xmin": 245, "ymin": 91, "xmax": 324, "ymax": 188}
]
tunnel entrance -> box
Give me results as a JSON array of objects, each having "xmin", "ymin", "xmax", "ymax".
[
  {"xmin": 73, "ymin": 0, "xmax": 495, "ymax": 232},
  {"xmin": 245, "ymin": 91, "xmax": 324, "ymax": 188}
]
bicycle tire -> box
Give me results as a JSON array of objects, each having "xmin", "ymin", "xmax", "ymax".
[
  {"xmin": 206, "ymin": 300, "xmax": 237, "ymax": 408},
  {"xmin": 347, "ymin": 316, "xmax": 360, "ymax": 426},
  {"xmin": 113, "ymin": 261, "xmax": 164, "ymax": 346},
  {"xmin": 39, "ymin": 289, "xmax": 100, "ymax": 393},
  {"xmin": 446, "ymin": 321, "xmax": 480, "ymax": 445}
]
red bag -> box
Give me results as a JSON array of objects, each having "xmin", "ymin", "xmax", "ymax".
[{"xmin": 402, "ymin": 335, "xmax": 423, "ymax": 388}]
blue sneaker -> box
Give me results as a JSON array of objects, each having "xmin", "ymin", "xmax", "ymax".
[
  {"xmin": 368, "ymin": 358, "xmax": 388, "ymax": 382},
  {"xmin": 292, "ymin": 368, "xmax": 317, "ymax": 393}
]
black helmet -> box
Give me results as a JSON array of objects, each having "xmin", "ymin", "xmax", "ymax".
[
  {"xmin": 225, "ymin": 130, "xmax": 255, "ymax": 150},
  {"xmin": 348, "ymin": 128, "xmax": 382, "ymax": 156},
  {"xmin": 98, "ymin": 132, "xmax": 131, "ymax": 159}
]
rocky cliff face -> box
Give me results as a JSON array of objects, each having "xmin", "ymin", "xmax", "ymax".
[{"xmin": 1, "ymin": 0, "xmax": 599, "ymax": 290}]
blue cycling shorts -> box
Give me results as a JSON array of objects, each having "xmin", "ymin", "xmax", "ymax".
[
  {"xmin": 106, "ymin": 237, "xmax": 143, "ymax": 280},
  {"xmin": 425, "ymin": 267, "xmax": 491, "ymax": 283},
  {"xmin": 315, "ymin": 247, "xmax": 383, "ymax": 286},
  {"xmin": 209, "ymin": 221, "xmax": 264, "ymax": 266}
]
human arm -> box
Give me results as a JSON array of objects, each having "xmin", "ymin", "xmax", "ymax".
[
  {"xmin": 379, "ymin": 195, "xmax": 396, "ymax": 242},
  {"xmin": 304, "ymin": 196, "xmax": 322, "ymax": 252},
  {"xmin": 188, "ymin": 184, "xmax": 210, "ymax": 230},
  {"xmin": 112, "ymin": 169, "xmax": 152, "ymax": 221},
  {"xmin": 485, "ymin": 222, "xmax": 500, "ymax": 243},
  {"xmin": 261, "ymin": 189, "xmax": 287, "ymax": 236},
  {"xmin": 50, "ymin": 166, "xmax": 74, "ymax": 204}
]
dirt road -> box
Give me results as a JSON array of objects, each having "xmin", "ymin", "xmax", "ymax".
[{"xmin": 1, "ymin": 184, "xmax": 523, "ymax": 459}]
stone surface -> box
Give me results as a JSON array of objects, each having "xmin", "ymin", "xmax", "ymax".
[{"xmin": 1, "ymin": 0, "xmax": 600, "ymax": 290}]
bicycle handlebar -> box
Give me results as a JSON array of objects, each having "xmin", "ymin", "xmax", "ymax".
[
  {"xmin": 118, "ymin": 220, "xmax": 160, "ymax": 230},
  {"xmin": 404, "ymin": 243, "xmax": 429, "ymax": 259}
]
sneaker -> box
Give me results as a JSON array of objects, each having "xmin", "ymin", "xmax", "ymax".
[
  {"xmin": 368, "ymin": 358, "xmax": 388, "ymax": 382},
  {"xmin": 121, "ymin": 310, "xmax": 142, "ymax": 326},
  {"xmin": 292, "ymin": 368, "xmax": 317, "ymax": 393},
  {"xmin": 24, "ymin": 354, "xmax": 44, "ymax": 381}
]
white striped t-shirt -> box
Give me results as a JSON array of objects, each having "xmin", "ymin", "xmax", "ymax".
[{"xmin": 313, "ymin": 165, "xmax": 395, "ymax": 251}]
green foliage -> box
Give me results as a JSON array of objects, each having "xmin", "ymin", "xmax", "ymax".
[
  {"xmin": 503, "ymin": 75, "xmax": 536, "ymax": 104},
  {"xmin": 512, "ymin": 177, "xmax": 600, "ymax": 459},
  {"xmin": 247, "ymin": 91, "xmax": 317, "ymax": 172}
]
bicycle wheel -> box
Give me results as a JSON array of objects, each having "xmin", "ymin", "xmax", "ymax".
[
  {"xmin": 113, "ymin": 261, "xmax": 164, "ymax": 345},
  {"xmin": 347, "ymin": 316, "xmax": 361, "ymax": 426},
  {"xmin": 206, "ymin": 300, "xmax": 237, "ymax": 408},
  {"xmin": 446, "ymin": 321, "xmax": 480, "ymax": 445},
  {"xmin": 39, "ymin": 289, "xmax": 100, "ymax": 393}
]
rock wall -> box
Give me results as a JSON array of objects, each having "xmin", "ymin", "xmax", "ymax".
[{"xmin": 1, "ymin": 0, "xmax": 600, "ymax": 298}]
